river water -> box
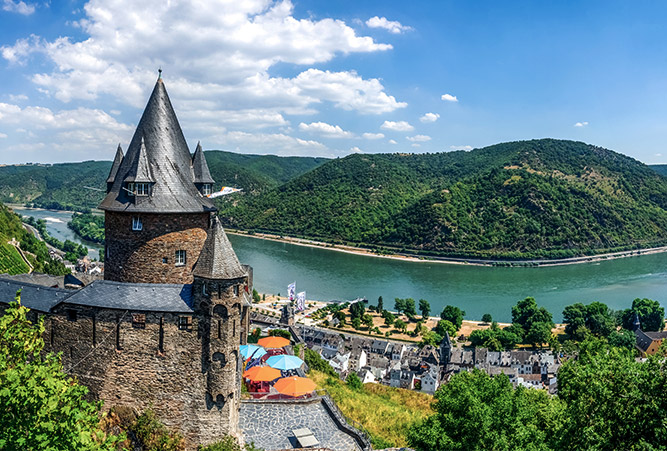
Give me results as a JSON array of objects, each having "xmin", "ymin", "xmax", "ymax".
[
  {"xmin": 11, "ymin": 207, "xmax": 101, "ymax": 260},
  {"xmin": 11, "ymin": 207, "xmax": 665, "ymax": 322}
]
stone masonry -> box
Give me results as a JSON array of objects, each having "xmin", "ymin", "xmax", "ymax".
[{"xmin": 104, "ymin": 211, "xmax": 210, "ymax": 284}]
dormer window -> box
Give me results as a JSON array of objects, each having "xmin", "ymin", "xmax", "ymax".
[
  {"xmin": 202, "ymin": 184, "xmax": 212, "ymax": 196},
  {"xmin": 126, "ymin": 182, "xmax": 150, "ymax": 196}
]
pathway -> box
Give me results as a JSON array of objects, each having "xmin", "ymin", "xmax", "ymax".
[{"xmin": 240, "ymin": 399, "xmax": 362, "ymax": 451}]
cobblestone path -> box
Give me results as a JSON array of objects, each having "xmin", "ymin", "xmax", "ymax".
[{"xmin": 240, "ymin": 400, "xmax": 361, "ymax": 451}]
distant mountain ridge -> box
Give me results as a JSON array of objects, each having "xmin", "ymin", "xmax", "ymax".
[
  {"xmin": 0, "ymin": 151, "xmax": 329, "ymax": 211},
  {"xmin": 217, "ymin": 139, "xmax": 667, "ymax": 259}
]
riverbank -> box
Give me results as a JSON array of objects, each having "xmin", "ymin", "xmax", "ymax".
[{"xmin": 226, "ymin": 229, "xmax": 667, "ymax": 268}]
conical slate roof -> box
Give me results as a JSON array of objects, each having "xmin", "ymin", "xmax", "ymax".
[
  {"xmin": 99, "ymin": 77, "xmax": 216, "ymax": 213},
  {"xmin": 106, "ymin": 144, "xmax": 124, "ymax": 184},
  {"xmin": 192, "ymin": 142, "xmax": 215, "ymax": 184},
  {"xmin": 193, "ymin": 216, "xmax": 246, "ymax": 280}
]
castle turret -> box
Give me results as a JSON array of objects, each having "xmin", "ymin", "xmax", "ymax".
[
  {"xmin": 106, "ymin": 144, "xmax": 124, "ymax": 193},
  {"xmin": 192, "ymin": 142, "xmax": 215, "ymax": 197},
  {"xmin": 193, "ymin": 216, "xmax": 250, "ymax": 437},
  {"xmin": 99, "ymin": 75, "xmax": 216, "ymax": 284}
]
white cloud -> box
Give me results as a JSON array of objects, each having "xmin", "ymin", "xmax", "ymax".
[
  {"xmin": 407, "ymin": 134, "xmax": 431, "ymax": 142},
  {"xmin": 388, "ymin": 139, "xmax": 397, "ymax": 144},
  {"xmin": 411, "ymin": 143, "xmax": 420, "ymax": 148},
  {"xmin": 2, "ymin": 0, "xmax": 35, "ymax": 15},
  {"xmin": 365, "ymin": 16, "xmax": 412, "ymax": 34},
  {"xmin": 220, "ymin": 131, "xmax": 328, "ymax": 156},
  {"xmin": 350, "ymin": 146, "xmax": 362, "ymax": 153},
  {"xmin": 0, "ymin": 0, "xmax": 411, "ymax": 159},
  {"xmin": 441, "ymin": 93, "xmax": 458, "ymax": 102},
  {"xmin": 574, "ymin": 121, "xmax": 589, "ymax": 127},
  {"xmin": 654, "ymin": 153, "xmax": 662, "ymax": 157},
  {"xmin": 420, "ymin": 112, "xmax": 439, "ymax": 123},
  {"xmin": 0, "ymin": 133, "xmax": 7, "ymax": 138},
  {"xmin": 7, "ymin": 94, "xmax": 28, "ymax": 102},
  {"xmin": 380, "ymin": 120, "xmax": 414, "ymax": 132},
  {"xmin": 299, "ymin": 121, "xmax": 353, "ymax": 138},
  {"xmin": 449, "ymin": 145, "xmax": 472, "ymax": 151},
  {"xmin": 0, "ymin": 102, "xmax": 133, "ymax": 160},
  {"xmin": 362, "ymin": 132, "xmax": 384, "ymax": 140}
]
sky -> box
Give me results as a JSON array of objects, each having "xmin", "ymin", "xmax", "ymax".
[{"xmin": 0, "ymin": 0, "xmax": 666, "ymax": 165}]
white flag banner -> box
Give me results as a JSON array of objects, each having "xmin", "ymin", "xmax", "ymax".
[
  {"xmin": 297, "ymin": 291, "xmax": 306, "ymax": 311},
  {"xmin": 287, "ymin": 282, "xmax": 296, "ymax": 301}
]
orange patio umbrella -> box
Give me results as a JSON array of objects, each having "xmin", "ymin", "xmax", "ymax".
[
  {"xmin": 242, "ymin": 365, "xmax": 281, "ymax": 382},
  {"xmin": 257, "ymin": 336, "xmax": 290, "ymax": 348},
  {"xmin": 273, "ymin": 376, "xmax": 316, "ymax": 397}
]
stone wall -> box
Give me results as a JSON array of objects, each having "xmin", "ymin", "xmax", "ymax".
[
  {"xmin": 46, "ymin": 297, "xmax": 245, "ymax": 450},
  {"xmin": 104, "ymin": 211, "xmax": 210, "ymax": 284}
]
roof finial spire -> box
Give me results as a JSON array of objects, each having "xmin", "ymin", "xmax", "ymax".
[{"xmin": 158, "ymin": 67, "xmax": 162, "ymax": 80}]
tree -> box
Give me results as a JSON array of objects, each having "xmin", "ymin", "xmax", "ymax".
[
  {"xmin": 377, "ymin": 296, "xmax": 384, "ymax": 312},
  {"xmin": 362, "ymin": 313, "xmax": 374, "ymax": 330},
  {"xmin": 351, "ymin": 317, "xmax": 362, "ymax": 330},
  {"xmin": 394, "ymin": 319, "xmax": 407, "ymax": 333},
  {"xmin": 435, "ymin": 319, "xmax": 457, "ymax": 338},
  {"xmin": 394, "ymin": 298, "xmax": 406, "ymax": 314},
  {"xmin": 562, "ymin": 303, "xmax": 587, "ymax": 339},
  {"xmin": 621, "ymin": 298, "xmax": 664, "ymax": 332},
  {"xmin": 608, "ymin": 329, "xmax": 636, "ymax": 351},
  {"xmin": 481, "ymin": 313, "xmax": 492, "ymax": 324},
  {"xmin": 524, "ymin": 321, "xmax": 552, "ymax": 347},
  {"xmin": 349, "ymin": 301, "xmax": 365, "ymax": 320},
  {"xmin": 403, "ymin": 298, "xmax": 417, "ymax": 318},
  {"xmin": 383, "ymin": 311, "xmax": 395, "ymax": 327},
  {"xmin": 0, "ymin": 296, "xmax": 122, "ymax": 450},
  {"xmin": 420, "ymin": 331, "xmax": 443, "ymax": 348},
  {"xmin": 557, "ymin": 338, "xmax": 667, "ymax": 450},
  {"xmin": 511, "ymin": 297, "xmax": 554, "ymax": 345},
  {"xmin": 419, "ymin": 299, "xmax": 431, "ymax": 319},
  {"xmin": 252, "ymin": 289, "xmax": 261, "ymax": 303},
  {"xmin": 269, "ymin": 329, "xmax": 291, "ymax": 339},
  {"xmin": 407, "ymin": 370, "xmax": 564, "ymax": 451},
  {"xmin": 440, "ymin": 305, "xmax": 465, "ymax": 331},
  {"xmin": 346, "ymin": 372, "xmax": 363, "ymax": 391},
  {"xmin": 334, "ymin": 310, "xmax": 346, "ymax": 326}
]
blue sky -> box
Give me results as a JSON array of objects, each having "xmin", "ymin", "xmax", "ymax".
[{"xmin": 0, "ymin": 0, "xmax": 666, "ymax": 164}]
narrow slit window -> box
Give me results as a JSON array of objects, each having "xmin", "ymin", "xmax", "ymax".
[
  {"xmin": 132, "ymin": 216, "xmax": 142, "ymax": 231},
  {"xmin": 159, "ymin": 317, "xmax": 164, "ymax": 352},
  {"xmin": 175, "ymin": 250, "xmax": 186, "ymax": 266},
  {"xmin": 233, "ymin": 285, "xmax": 239, "ymax": 297}
]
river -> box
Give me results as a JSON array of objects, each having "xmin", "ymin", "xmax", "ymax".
[
  {"xmin": 11, "ymin": 207, "xmax": 665, "ymax": 322},
  {"xmin": 11, "ymin": 206, "xmax": 102, "ymax": 260}
]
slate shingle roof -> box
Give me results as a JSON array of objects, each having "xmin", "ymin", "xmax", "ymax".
[
  {"xmin": 192, "ymin": 142, "xmax": 214, "ymax": 184},
  {"xmin": 193, "ymin": 216, "xmax": 246, "ymax": 280},
  {"xmin": 99, "ymin": 77, "xmax": 215, "ymax": 213},
  {"xmin": 0, "ymin": 277, "xmax": 73, "ymax": 313},
  {"xmin": 106, "ymin": 144, "xmax": 124, "ymax": 185},
  {"xmin": 62, "ymin": 280, "xmax": 193, "ymax": 313}
]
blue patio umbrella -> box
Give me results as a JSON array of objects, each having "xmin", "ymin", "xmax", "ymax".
[
  {"xmin": 240, "ymin": 344, "xmax": 267, "ymax": 360},
  {"xmin": 266, "ymin": 354, "xmax": 304, "ymax": 370}
]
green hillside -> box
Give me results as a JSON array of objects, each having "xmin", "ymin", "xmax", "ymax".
[
  {"xmin": 217, "ymin": 139, "xmax": 667, "ymax": 259},
  {"xmin": 0, "ymin": 152, "xmax": 328, "ymax": 211},
  {"xmin": 650, "ymin": 164, "xmax": 667, "ymax": 177},
  {"xmin": 0, "ymin": 203, "xmax": 68, "ymax": 275}
]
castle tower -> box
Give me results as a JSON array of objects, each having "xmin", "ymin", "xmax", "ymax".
[
  {"xmin": 192, "ymin": 216, "xmax": 250, "ymax": 437},
  {"xmin": 99, "ymin": 74, "xmax": 216, "ymax": 284}
]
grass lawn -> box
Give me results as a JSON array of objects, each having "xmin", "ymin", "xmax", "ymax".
[{"xmin": 309, "ymin": 370, "xmax": 434, "ymax": 448}]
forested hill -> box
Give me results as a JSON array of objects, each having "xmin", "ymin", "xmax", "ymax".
[
  {"xmin": 217, "ymin": 139, "xmax": 667, "ymax": 259},
  {"xmin": 650, "ymin": 164, "xmax": 667, "ymax": 177},
  {"xmin": 0, "ymin": 151, "xmax": 328, "ymax": 211}
]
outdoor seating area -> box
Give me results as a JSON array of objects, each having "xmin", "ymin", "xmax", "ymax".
[{"xmin": 241, "ymin": 339, "xmax": 316, "ymax": 400}]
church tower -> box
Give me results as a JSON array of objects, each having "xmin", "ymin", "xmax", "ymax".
[{"xmin": 100, "ymin": 73, "xmax": 216, "ymax": 284}]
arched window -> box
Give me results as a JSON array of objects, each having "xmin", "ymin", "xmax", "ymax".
[{"xmin": 213, "ymin": 304, "xmax": 228, "ymax": 319}]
